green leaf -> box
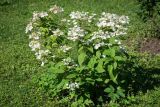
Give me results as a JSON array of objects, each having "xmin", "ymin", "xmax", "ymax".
[
  {"xmin": 50, "ymin": 67, "xmax": 65, "ymax": 73},
  {"xmin": 103, "ymin": 50, "xmax": 110, "ymax": 56},
  {"xmin": 78, "ymin": 52, "xmax": 86, "ymax": 66},
  {"xmin": 76, "ymin": 66, "xmax": 85, "ymax": 72},
  {"xmin": 78, "ymin": 96, "xmax": 84, "ymax": 103},
  {"xmin": 84, "ymin": 99, "xmax": 93, "ymax": 106},
  {"xmin": 55, "ymin": 69, "xmax": 65, "ymax": 73},
  {"xmin": 110, "ymin": 49, "xmax": 115, "ymax": 57},
  {"xmin": 62, "ymin": 80, "xmax": 69, "ymax": 89},
  {"xmin": 113, "ymin": 61, "xmax": 117, "ymax": 69},
  {"xmin": 78, "ymin": 46, "xmax": 83, "ymax": 53},
  {"xmin": 104, "ymin": 79, "xmax": 110, "ymax": 84},
  {"xmin": 96, "ymin": 51, "xmax": 101, "ymax": 58},
  {"xmin": 108, "ymin": 65, "xmax": 118, "ymax": 84},
  {"xmin": 71, "ymin": 102, "xmax": 78, "ymax": 107},
  {"xmin": 104, "ymin": 57, "xmax": 112, "ymax": 64},
  {"xmin": 109, "ymin": 37, "xmax": 116, "ymax": 44},
  {"xmin": 88, "ymin": 57, "xmax": 97, "ymax": 68},
  {"xmin": 104, "ymin": 87, "xmax": 112, "ymax": 93},
  {"xmin": 103, "ymin": 48, "xmax": 115, "ymax": 57},
  {"xmin": 75, "ymin": 77, "xmax": 81, "ymax": 82},
  {"xmin": 96, "ymin": 59, "xmax": 105, "ymax": 73},
  {"xmin": 117, "ymin": 87, "xmax": 125, "ymax": 97},
  {"xmin": 66, "ymin": 74, "xmax": 76, "ymax": 79},
  {"xmin": 85, "ymin": 78, "xmax": 95, "ymax": 85},
  {"xmin": 114, "ymin": 56, "xmax": 123, "ymax": 61},
  {"xmin": 86, "ymin": 78, "xmax": 93, "ymax": 81},
  {"xmin": 55, "ymin": 62, "xmax": 64, "ymax": 68},
  {"xmin": 50, "ymin": 35, "xmax": 57, "ymax": 41},
  {"xmin": 57, "ymin": 79, "xmax": 67, "ymax": 89},
  {"xmin": 87, "ymin": 47, "xmax": 93, "ymax": 53},
  {"xmin": 96, "ymin": 78, "xmax": 103, "ymax": 82}
]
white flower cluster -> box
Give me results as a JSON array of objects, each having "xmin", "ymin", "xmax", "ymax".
[
  {"xmin": 94, "ymin": 42, "xmax": 105, "ymax": 50},
  {"xmin": 66, "ymin": 82, "xmax": 79, "ymax": 91},
  {"xmin": 62, "ymin": 57, "xmax": 73, "ymax": 65},
  {"xmin": 26, "ymin": 5, "xmax": 129, "ymax": 66},
  {"xmin": 97, "ymin": 12, "xmax": 129, "ymax": 28},
  {"xmin": 32, "ymin": 11, "xmax": 48, "ymax": 22},
  {"xmin": 29, "ymin": 40, "xmax": 41, "ymax": 51},
  {"xmin": 26, "ymin": 23, "xmax": 33, "ymax": 33},
  {"xmin": 60, "ymin": 45, "xmax": 72, "ymax": 52},
  {"xmin": 90, "ymin": 30, "xmax": 110, "ymax": 41},
  {"xmin": 35, "ymin": 50, "xmax": 50, "ymax": 66},
  {"xmin": 67, "ymin": 26, "xmax": 85, "ymax": 41},
  {"xmin": 29, "ymin": 32, "xmax": 40, "ymax": 40},
  {"xmin": 96, "ymin": 12, "xmax": 129, "ymax": 36},
  {"xmin": 25, "ymin": 12, "xmax": 48, "ymax": 34},
  {"xmin": 70, "ymin": 11, "xmax": 96, "ymax": 22},
  {"xmin": 28, "ymin": 32, "xmax": 50, "ymax": 66},
  {"xmin": 52, "ymin": 29, "xmax": 64, "ymax": 37},
  {"xmin": 26, "ymin": 11, "xmax": 52, "ymax": 66}
]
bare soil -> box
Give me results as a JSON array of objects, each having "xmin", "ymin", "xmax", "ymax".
[{"xmin": 139, "ymin": 38, "xmax": 160, "ymax": 54}]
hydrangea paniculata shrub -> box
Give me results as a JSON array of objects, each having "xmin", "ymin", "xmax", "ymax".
[{"xmin": 26, "ymin": 5, "xmax": 129, "ymax": 106}]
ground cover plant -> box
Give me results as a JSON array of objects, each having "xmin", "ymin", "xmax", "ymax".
[{"xmin": 0, "ymin": 0, "xmax": 160, "ymax": 107}]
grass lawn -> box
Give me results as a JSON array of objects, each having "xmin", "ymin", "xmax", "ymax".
[{"xmin": 0, "ymin": 0, "xmax": 160, "ymax": 106}]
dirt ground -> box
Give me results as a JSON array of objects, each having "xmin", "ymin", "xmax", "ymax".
[{"xmin": 139, "ymin": 38, "xmax": 160, "ymax": 54}]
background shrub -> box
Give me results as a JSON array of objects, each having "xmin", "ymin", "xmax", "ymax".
[{"xmin": 137, "ymin": 0, "xmax": 160, "ymax": 38}]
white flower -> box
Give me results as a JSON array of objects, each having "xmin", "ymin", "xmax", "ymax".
[
  {"xmin": 62, "ymin": 57, "xmax": 73, "ymax": 65},
  {"xmin": 69, "ymin": 11, "xmax": 84, "ymax": 19},
  {"xmin": 52, "ymin": 29, "xmax": 64, "ymax": 36},
  {"xmin": 94, "ymin": 42, "xmax": 105, "ymax": 50},
  {"xmin": 32, "ymin": 12, "xmax": 39, "ymax": 21},
  {"xmin": 119, "ymin": 15, "xmax": 129, "ymax": 24},
  {"xmin": 34, "ymin": 50, "xmax": 50, "ymax": 66},
  {"xmin": 115, "ymin": 39, "xmax": 121, "ymax": 45},
  {"xmin": 60, "ymin": 45, "xmax": 72, "ymax": 52},
  {"xmin": 29, "ymin": 41, "xmax": 41, "ymax": 51},
  {"xmin": 102, "ymin": 55, "xmax": 106, "ymax": 58},
  {"xmin": 67, "ymin": 26, "xmax": 85, "ymax": 41},
  {"xmin": 35, "ymin": 49, "xmax": 50, "ymax": 60},
  {"xmin": 26, "ymin": 22, "xmax": 33, "ymax": 33},
  {"xmin": 61, "ymin": 18, "xmax": 67, "ymax": 22},
  {"xmin": 41, "ymin": 61, "xmax": 45, "ymax": 66},
  {"xmin": 89, "ymin": 30, "xmax": 110, "ymax": 42},
  {"xmin": 69, "ymin": 11, "xmax": 95, "ymax": 22},
  {"xmin": 66, "ymin": 82, "xmax": 79, "ymax": 91},
  {"xmin": 72, "ymin": 20, "xmax": 78, "ymax": 25},
  {"xmin": 32, "ymin": 11, "xmax": 48, "ymax": 22},
  {"xmin": 49, "ymin": 5, "xmax": 64, "ymax": 14},
  {"xmin": 97, "ymin": 12, "xmax": 119, "ymax": 28},
  {"xmin": 38, "ymin": 12, "xmax": 48, "ymax": 18},
  {"xmin": 29, "ymin": 32, "xmax": 41, "ymax": 40}
]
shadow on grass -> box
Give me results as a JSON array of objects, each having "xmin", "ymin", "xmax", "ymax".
[{"xmin": 119, "ymin": 56, "xmax": 160, "ymax": 95}]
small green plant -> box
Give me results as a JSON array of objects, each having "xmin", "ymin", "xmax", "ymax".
[{"xmin": 26, "ymin": 5, "xmax": 130, "ymax": 106}]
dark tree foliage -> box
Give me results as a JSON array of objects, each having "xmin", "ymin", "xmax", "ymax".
[
  {"xmin": 137, "ymin": 0, "xmax": 160, "ymax": 21},
  {"xmin": 137, "ymin": 0, "xmax": 160, "ymax": 38}
]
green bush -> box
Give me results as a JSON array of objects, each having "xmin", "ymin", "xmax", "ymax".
[
  {"xmin": 26, "ymin": 5, "xmax": 130, "ymax": 106},
  {"xmin": 137, "ymin": 0, "xmax": 160, "ymax": 38}
]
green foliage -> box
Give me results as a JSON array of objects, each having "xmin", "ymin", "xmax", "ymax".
[
  {"xmin": 137, "ymin": 0, "xmax": 160, "ymax": 38},
  {"xmin": 37, "ymin": 39, "xmax": 127, "ymax": 106}
]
